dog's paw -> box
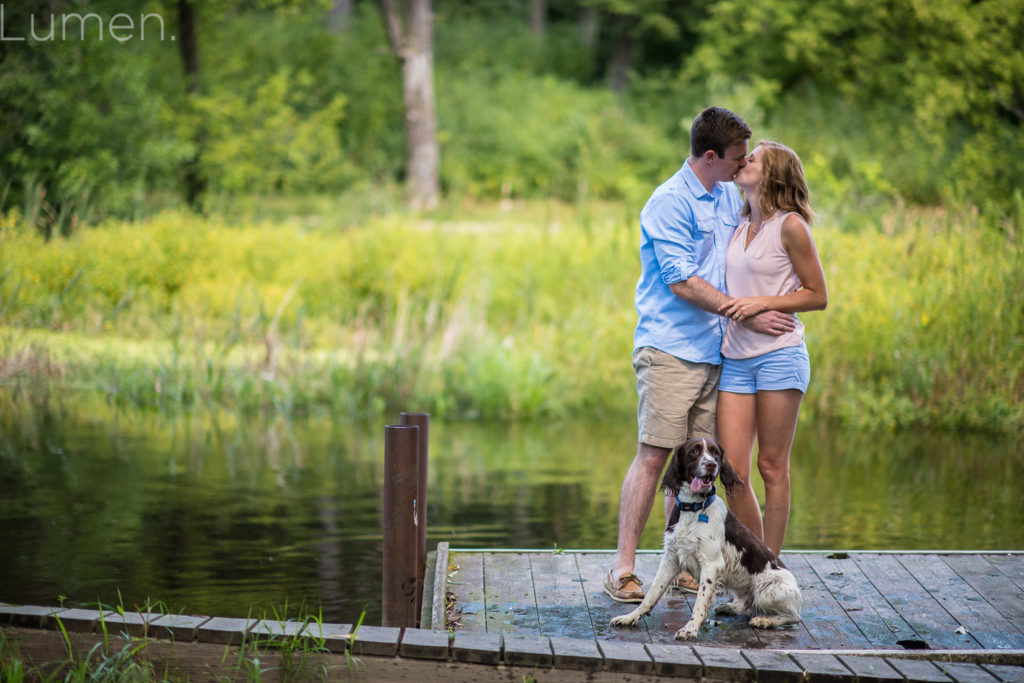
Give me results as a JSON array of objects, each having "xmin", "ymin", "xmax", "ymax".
[
  {"xmin": 714, "ymin": 602, "xmax": 737, "ymax": 616},
  {"xmin": 610, "ymin": 613, "xmax": 640, "ymax": 628},
  {"xmin": 673, "ymin": 624, "xmax": 699, "ymax": 640},
  {"xmin": 748, "ymin": 616, "xmax": 773, "ymax": 629}
]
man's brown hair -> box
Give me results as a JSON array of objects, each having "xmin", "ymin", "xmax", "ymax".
[{"xmin": 690, "ymin": 106, "xmax": 752, "ymax": 158}]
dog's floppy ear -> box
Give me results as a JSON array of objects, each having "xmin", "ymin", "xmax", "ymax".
[
  {"xmin": 717, "ymin": 446, "xmax": 745, "ymax": 497},
  {"xmin": 660, "ymin": 443, "xmax": 688, "ymax": 497}
]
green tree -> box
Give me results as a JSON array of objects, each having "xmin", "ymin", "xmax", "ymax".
[
  {"xmin": 381, "ymin": 0, "xmax": 441, "ymax": 210},
  {"xmin": 0, "ymin": 1, "xmax": 187, "ymax": 236},
  {"xmin": 583, "ymin": 0, "xmax": 709, "ymax": 91},
  {"xmin": 689, "ymin": 0, "xmax": 1024, "ymax": 205}
]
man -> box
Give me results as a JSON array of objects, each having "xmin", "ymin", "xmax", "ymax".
[{"xmin": 604, "ymin": 106, "xmax": 796, "ymax": 603}]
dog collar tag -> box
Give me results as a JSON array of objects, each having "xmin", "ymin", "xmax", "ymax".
[{"xmin": 698, "ymin": 513, "xmax": 709, "ymax": 523}]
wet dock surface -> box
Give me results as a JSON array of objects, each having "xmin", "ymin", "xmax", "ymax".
[{"xmin": 435, "ymin": 548, "xmax": 1024, "ymax": 651}]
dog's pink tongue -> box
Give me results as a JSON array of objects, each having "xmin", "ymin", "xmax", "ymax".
[{"xmin": 690, "ymin": 477, "xmax": 704, "ymax": 493}]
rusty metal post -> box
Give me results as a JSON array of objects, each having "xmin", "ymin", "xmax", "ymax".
[
  {"xmin": 400, "ymin": 412, "xmax": 429, "ymax": 623},
  {"xmin": 381, "ymin": 424, "xmax": 419, "ymax": 628}
]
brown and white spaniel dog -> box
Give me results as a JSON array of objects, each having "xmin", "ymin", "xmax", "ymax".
[{"xmin": 610, "ymin": 437, "xmax": 801, "ymax": 640}]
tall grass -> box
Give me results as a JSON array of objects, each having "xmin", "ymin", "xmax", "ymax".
[
  {"xmin": 0, "ymin": 197, "xmax": 1021, "ymax": 431},
  {"xmin": 812, "ymin": 201, "xmax": 1024, "ymax": 431}
]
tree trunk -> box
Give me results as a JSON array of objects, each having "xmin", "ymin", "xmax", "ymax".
[
  {"xmin": 177, "ymin": 0, "xmax": 200, "ymax": 93},
  {"xmin": 608, "ymin": 29, "xmax": 632, "ymax": 93},
  {"xmin": 177, "ymin": 0, "xmax": 205, "ymax": 208},
  {"xmin": 529, "ymin": 0, "xmax": 545, "ymax": 38},
  {"xmin": 381, "ymin": 0, "xmax": 440, "ymax": 211},
  {"xmin": 326, "ymin": 0, "xmax": 353, "ymax": 33},
  {"xmin": 578, "ymin": 5, "xmax": 598, "ymax": 47}
]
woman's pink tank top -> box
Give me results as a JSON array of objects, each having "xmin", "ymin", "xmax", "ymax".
[{"xmin": 721, "ymin": 211, "xmax": 805, "ymax": 360}]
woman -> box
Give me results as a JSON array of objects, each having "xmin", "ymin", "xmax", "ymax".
[{"xmin": 717, "ymin": 141, "xmax": 828, "ymax": 558}]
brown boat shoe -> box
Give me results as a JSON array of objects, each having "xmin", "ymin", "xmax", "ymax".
[
  {"xmin": 671, "ymin": 571, "xmax": 699, "ymax": 593},
  {"xmin": 604, "ymin": 570, "xmax": 644, "ymax": 603}
]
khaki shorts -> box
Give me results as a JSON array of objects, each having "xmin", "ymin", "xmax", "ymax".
[{"xmin": 634, "ymin": 346, "xmax": 720, "ymax": 449}]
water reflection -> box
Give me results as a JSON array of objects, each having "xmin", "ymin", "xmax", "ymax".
[{"xmin": 0, "ymin": 396, "xmax": 1020, "ymax": 626}]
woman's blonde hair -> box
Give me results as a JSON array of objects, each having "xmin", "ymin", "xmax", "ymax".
[{"xmin": 741, "ymin": 141, "xmax": 815, "ymax": 224}]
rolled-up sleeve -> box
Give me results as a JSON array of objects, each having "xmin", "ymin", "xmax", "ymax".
[{"xmin": 642, "ymin": 195, "xmax": 697, "ymax": 285}]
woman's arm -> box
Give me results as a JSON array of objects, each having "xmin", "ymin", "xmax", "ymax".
[{"xmin": 719, "ymin": 214, "xmax": 828, "ymax": 320}]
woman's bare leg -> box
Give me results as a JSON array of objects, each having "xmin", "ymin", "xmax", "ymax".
[
  {"xmin": 754, "ymin": 389, "xmax": 804, "ymax": 557},
  {"xmin": 717, "ymin": 391, "xmax": 762, "ymax": 539}
]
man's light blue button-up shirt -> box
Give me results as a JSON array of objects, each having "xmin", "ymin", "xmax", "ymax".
[{"xmin": 633, "ymin": 159, "xmax": 742, "ymax": 365}]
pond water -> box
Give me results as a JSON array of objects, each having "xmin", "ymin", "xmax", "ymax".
[{"xmin": 1, "ymin": 396, "xmax": 1021, "ymax": 626}]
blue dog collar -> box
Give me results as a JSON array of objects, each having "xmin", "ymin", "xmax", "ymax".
[
  {"xmin": 666, "ymin": 485, "xmax": 717, "ymax": 529},
  {"xmin": 675, "ymin": 484, "xmax": 716, "ymax": 512}
]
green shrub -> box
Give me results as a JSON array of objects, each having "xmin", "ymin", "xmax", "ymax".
[
  {"xmin": 439, "ymin": 70, "xmax": 676, "ymax": 201},
  {"xmin": 2, "ymin": 200, "xmax": 1021, "ymax": 432}
]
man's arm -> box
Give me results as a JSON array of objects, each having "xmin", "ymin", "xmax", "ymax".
[
  {"xmin": 668, "ymin": 276, "xmax": 730, "ymax": 314},
  {"xmin": 742, "ymin": 310, "xmax": 798, "ymax": 335},
  {"xmin": 669, "ymin": 277, "xmax": 796, "ymax": 336}
]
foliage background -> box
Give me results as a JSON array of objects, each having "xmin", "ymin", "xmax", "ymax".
[{"xmin": 1, "ymin": 0, "xmax": 1022, "ymax": 432}]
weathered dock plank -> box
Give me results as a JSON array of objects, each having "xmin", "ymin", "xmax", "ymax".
[
  {"xmin": 987, "ymin": 555, "xmax": 1024, "ymax": 593},
  {"xmin": 935, "ymin": 660, "xmax": 1001, "ymax": 682},
  {"xmin": 196, "ymin": 616, "xmax": 256, "ymax": 645},
  {"xmin": 149, "ymin": 614, "xmax": 211, "ymax": 642},
  {"xmin": 350, "ymin": 624, "xmax": 402, "ymax": 657},
  {"xmin": 303, "ymin": 621, "xmax": 353, "ymax": 653},
  {"xmin": 693, "ymin": 644, "xmax": 757, "ymax": 681},
  {"xmin": 399, "ymin": 627, "xmax": 450, "ymax": 660},
  {"xmin": 884, "ymin": 657, "xmax": 954, "ymax": 682},
  {"xmin": 741, "ymin": 648, "xmax": 806, "ymax": 683},
  {"xmin": 898, "ymin": 554, "xmax": 1024, "ymax": 649},
  {"xmin": 980, "ymin": 662, "xmax": 1024, "ymax": 683},
  {"xmin": 6, "ymin": 600, "xmax": 1024, "ymax": 682},
  {"xmin": 437, "ymin": 547, "xmax": 1024, "ymax": 676},
  {"xmin": 550, "ymin": 635, "xmax": 604, "ymax": 671},
  {"xmin": 751, "ymin": 616, "xmax": 820, "ymax": 652},
  {"xmin": 572, "ymin": 551, "xmax": 652, "ymax": 642},
  {"xmin": 596, "ymin": 639, "xmax": 656, "ymax": 674},
  {"xmin": 701, "ymin": 610, "xmax": 771, "ymax": 649},
  {"xmin": 854, "ymin": 553, "xmax": 983, "ymax": 649},
  {"xmin": 943, "ymin": 555, "xmax": 1024, "ymax": 629},
  {"xmin": 56, "ymin": 608, "xmax": 115, "ymax": 633},
  {"xmin": 836, "ymin": 654, "xmax": 904, "ymax": 682},
  {"xmin": 502, "ymin": 633, "xmax": 554, "ymax": 667},
  {"xmin": 0, "ymin": 605, "xmax": 66, "ymax": 629},
  {"xmin": 249, "ymin": 618, "xmax": 306, "ymax": 641},
  {"xmin": 482, "ymin": 552, "xmax": 541, "ymax": 635},
  {"xmin": 448, "ymin": 548, "xmax": 486, "ymax": 632},
  {"xmin": 788, "ymin": 553, "xmax": 873, "ymax": 649},
  {"xmin": 790, "ymin": 651, "xmax": 854, "ymax": 682},
  {"xmin": 645, "ymin": 641, "xmax": 704, "ymax": 677},
  {"xmin": 804, "ymin": 552, "xmax": 919, "ymax": 647},
  {"xmin": 451, "ymin": 631, "xmax": 502, "ymax": 665},
  {"xmin": 634, "ymin": 550, "xmax": 698, "ymax": 644},
  {"xmin": 531, "ymin": 550, "xmax": 594, "ymax": 639}
]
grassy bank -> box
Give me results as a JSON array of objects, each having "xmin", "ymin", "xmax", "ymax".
[{"xmin": 1, "ymin": 199, "xmax": 1021, "ymax": 432}]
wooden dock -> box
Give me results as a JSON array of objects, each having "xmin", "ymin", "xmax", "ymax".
[
  {"xmin": 4, "ymin": 548, "xmax": 1024, "ymax": 681},
  {"xmin": 416, "ymin": 545, "xmax": 1024, "ymax": 680},
  {"xmin": 427, "ymin": 547, "xmax": 1024, "ymax": 650}
]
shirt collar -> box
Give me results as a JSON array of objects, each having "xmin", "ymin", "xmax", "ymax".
[{"xmin": 681, "ymin": 159, "xmax": 722, "ymax": 201}]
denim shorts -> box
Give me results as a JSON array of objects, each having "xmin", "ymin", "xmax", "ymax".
[{"xmin": 719, "ymin": 343, "xmax": 811, "ymax": 394}]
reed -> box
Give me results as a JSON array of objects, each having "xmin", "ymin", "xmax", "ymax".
[{"xmin": 0, "ymin": 198, "xmax": 1020, "ymax": 431}]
